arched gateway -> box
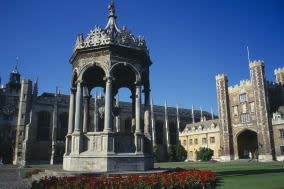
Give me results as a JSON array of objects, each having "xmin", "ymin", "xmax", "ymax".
[
  {"xmin": 237, "ymin": 129, "xmax": 258, "ymax": 159},
  {"xmin": 63, "ymin": 1, "xmax": 153, "ymax": 171}
]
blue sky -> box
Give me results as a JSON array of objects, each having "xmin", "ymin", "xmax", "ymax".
[{"xmin": 0, "ymin": 0, "xmax": 283, "ymax": 114}]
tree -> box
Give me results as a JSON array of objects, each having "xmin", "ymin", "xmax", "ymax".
[{"xmin": 197, "ymin": 147, "xmax": 214, "ymax": 161}]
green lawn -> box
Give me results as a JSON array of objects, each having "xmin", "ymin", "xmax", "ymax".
[
  {"xmin": 21, "ymin": 162, "xmax": 284, "ymax": 188},
  {"xmin": 155, "ymin": 161, "xmax": 284, "ymax": 189},
  {"xmin": 20, "ymin": 164, "xmax": 62, "ymax": 178}
]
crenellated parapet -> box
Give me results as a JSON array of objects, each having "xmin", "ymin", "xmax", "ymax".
[
  {"xmin": 274, "ymin": 67, "xmax": 284, "ymax": 85},
  {"xmin": 274, "ymin": 67, "xmax": 284, "ymax": 75},
  {"xmin": 215, "ymin": 74, "xmax": 227, "ymax": 81},
  {"xmin": 249, "ymin": 60, "xmax": 264, "ymax": 68},
  {"xmin": 228, "ymin": 79, "xmax": 251, "ymax": 93}
]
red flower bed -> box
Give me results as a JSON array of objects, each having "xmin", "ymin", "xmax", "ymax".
[
  {"xmin": 32, "ymin": 169, "xmax": 216, "ymax": 189},
  {"xmin": 24, "ymin": 169, "xmax": 43, "ymax": 178}
]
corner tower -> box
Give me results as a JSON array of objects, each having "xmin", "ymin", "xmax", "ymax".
[
  {"xmin": 274, "ymin": 68, "xmax": 284, "ymax": 84},
  {"xmin": 216, "ymin": 74, "xmax": 234, "ymax": 161},
  {"xmin": 250, "ymin": 60, "xmax": 274, "ymax": 161},
  {"xmin": 63, "ymin": 1, "xmax": 153, "ymax": 172}
]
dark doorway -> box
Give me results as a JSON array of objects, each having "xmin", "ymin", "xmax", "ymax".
[{"xmin": 237, "ymin": 129, "xmax": 258, "ymax": 159}]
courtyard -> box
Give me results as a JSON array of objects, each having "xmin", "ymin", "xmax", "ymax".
[{"xmin": 1, "ymin": 161, "xmax": 283, "ymax": 189}]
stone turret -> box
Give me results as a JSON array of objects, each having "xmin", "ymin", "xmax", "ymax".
[
  {"xmin": 274, "ymin": 67, "xmax": 284, "ymax": 84},
  {"xmin": 215, "ymin": 74, "xmax": 234, "ymax": 161},
  {"xmin": 250, "ymin": 60, "xmax": 275, "ymax": 161}
]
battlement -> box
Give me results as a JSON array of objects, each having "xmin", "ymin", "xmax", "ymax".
[
  {"xmin": 216, "ymin": 74, "xmax": 227, "ymax": 80},
  {"xmin": 228, "ymin": 79, "xmax": 251, "ymax": 92},
  {"xmin": 274, "ymin": 67, "xmax": 284, "ymax": 75},
  {"xmin": 249, "ymin": 60, "xmax": 264, "ymax": 68}
]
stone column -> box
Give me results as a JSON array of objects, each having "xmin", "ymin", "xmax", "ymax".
[
  {"xmin": 131, "ymin": 91, "xmax": 136, "ymax": 133},
  {"xmin": 74, "ymin": 81, "xmax": 83, "ymax": 133},
  {"xmin": 135, "ymin": 85, "xmax": 142, "ymax": 133},
  {"xmin": 144, "ymin": 89, "xmax": 151, "ymax": 135},
  {"xmin": 72, "ymin": 80, "xmax": 83, "ymax": 154},
  {"xmin": 151, "ymin": 99, "xmax": 156, "ymax": 147},
  {"xmin": 115, "ymin": 95, "xmax": 121, "ymax": 132},
  {"xmin": 94, "ymin": 96, "xmax": 99, "ymax": 132},
  {"xmin": 83, "ymin": 95, "xmax": 91, "ymax": 133},
  {"xmin": 65, "ymin": 87, "xmax": 75, "ymax": 156},
  {"xmin": 135, "ymin": 84, "xmax": 143, "ymax": 153},
  {"xmin": 104, "ymin": 77, "xmax": 113, "ymax": 132},
  {"xmin": 67, "ymin": 88, "xmax": 76, "ymax": 134}
]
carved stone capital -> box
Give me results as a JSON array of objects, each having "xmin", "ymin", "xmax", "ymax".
[
  {"xmin": 84, "ymin": 95, "xmax": 92, "ymax": 100},
  {"xmin": 75, "ymin": 80, "xmax": 83, "ymax": 85},
  {"xmin": 103, "ymin": 76, "xmax": 115, "ymax": 82},
  {"xmin": 70, "ymin": 87, "xmax": 77, "ymax": 93},
  {"xmin": 134, "ymin": 80, "xmax": 142, "ymax": 86}
]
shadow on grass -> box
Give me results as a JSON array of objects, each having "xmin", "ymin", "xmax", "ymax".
[{"xmin": 215, "ymin": 168, "xmax": 284, "ymax": 187}]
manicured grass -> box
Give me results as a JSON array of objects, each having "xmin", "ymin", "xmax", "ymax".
[
  {"xmin": 155, "ymin": 161, "xmax": 284, "ymax": 189},
  {"xmin": 20, "ymin": 164, "xmax": 62, "ymax": 178}
]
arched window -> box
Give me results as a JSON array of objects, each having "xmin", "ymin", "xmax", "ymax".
[
  {"xmin": 37, "ymin": 111, "xmax": 51, "ymax": 141},
  {"xmin": 57, "ymin": 112, "xmax": 69, "ymax": 141}
]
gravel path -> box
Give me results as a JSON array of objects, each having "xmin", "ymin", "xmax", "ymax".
[{"xmin": 0, "ymin": 165, "xmax": 32, "ymax": 189}]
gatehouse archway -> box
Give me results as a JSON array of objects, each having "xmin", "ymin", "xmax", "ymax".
[{"xmin": 237, "ymin": 129, "xmax": 258, "ymax": 159}]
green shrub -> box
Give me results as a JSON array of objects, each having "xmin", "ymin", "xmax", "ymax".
[
  {"xmin": 175, "ymin": 144, "xmax": 187, "ymax": 161},
  {"xmin": 153, "ymin": 145, "xmax": 159, "ymax": 162},
  {"xmin": 167, "ymin": 144, "xmax": 187, "ymax": 162},
  {"xmin": 197, "ymin": 147, "xmax": 214, "ymax": 161}
]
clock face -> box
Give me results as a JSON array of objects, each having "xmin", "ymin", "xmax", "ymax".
[{"xmin": 1, "ymin": 104, "xmax": 16, "ymax": 116}]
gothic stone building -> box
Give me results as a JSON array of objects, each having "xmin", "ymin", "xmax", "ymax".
[{"xmin": 180, "ymin": 61, "xmax": 284, "ymax": 162}]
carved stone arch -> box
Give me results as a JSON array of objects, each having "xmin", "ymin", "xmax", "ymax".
[
  {"xmin": 234, "ymin": 128, "xmax": 257, "ymax": 139},
  {"xmin": 77, "ymin": 61, "xmax": 108, "ymax": 81},
  {"xmin": 235, "ymin": 128, "xmax": 258, "ymax": 159},
  {"xmin": 110, "ymin": 62, "xmax": 142, "ymax": 84}
]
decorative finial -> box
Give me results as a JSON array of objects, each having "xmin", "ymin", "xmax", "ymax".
[
  {"xmin": 108, "ymin": 0, "xmax": 116, "ymax": 18},
  {"xmin": 13, "ymin": 56, "xmax": 19, "ymax": 73},
  {"xmin": 247, "ymin": 46, "xmax": 251, "ymax": 64},
  {"xmin": 211, "ymin": 106, "xmax": 214, "ymax": 120}
]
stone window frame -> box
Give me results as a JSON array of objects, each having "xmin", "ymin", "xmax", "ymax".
[
  {"xmin": 280, "ymin": 146, "xmax": 284, "ymax": 155},
  {"xmin": 194, "ymin": 138, "xmax": 198, "ymax": 145},
  {"xmin": 250, "ymin": 102, "xmax": 255, "ymax": 113},
  {"xmin": 233, "ymin": 105, "xmax": 238, "ymax": 117},
  {"xmin": 280, "ymin": 129, "xmax": 284, "ymax": 138},
  {"xmin": 189, "ymin": 139, "xmax": 193, "ymax": 146},
  {"xmin": 239, "ymin": 93, "xmax": 248, "ymax": 103},
  {"xmin": 202, "ymin": 137, "xmax": 207, "ymax": 145},
  {"xmin": 183, "ymin": 140, "xmax": 187, "ymax": 146},
  {"xmin": 240, "ymin": 113, "xmax": 250, "ymax": 123},
  {"xmin": 242, "ymin": 103, "xmax": 247, "ymax": 114},
  {"xmin": 210, "ymin": 137, "xmax": 215, "ymax": 144}
]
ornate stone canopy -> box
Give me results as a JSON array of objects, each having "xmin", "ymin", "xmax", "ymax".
[{"xmin": 73, "ymin": 0, "xmax": 148, "ymax": 54}]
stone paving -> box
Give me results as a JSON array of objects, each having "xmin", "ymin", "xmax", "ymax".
[{"xmin": 0, "ymin": 165, "xmax": 32, "ymax": 189}]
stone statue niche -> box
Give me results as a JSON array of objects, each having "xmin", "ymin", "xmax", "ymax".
[{"xmin": 63, "ymin": 1, "xmax": 153, "ymax": 172}]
